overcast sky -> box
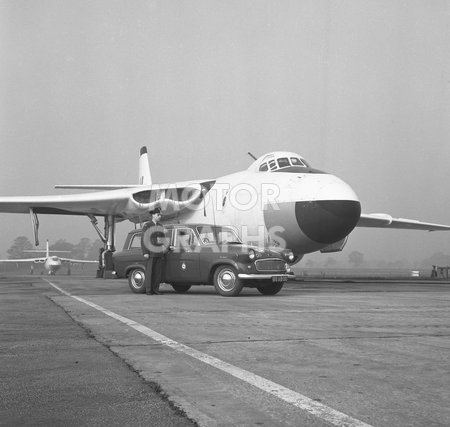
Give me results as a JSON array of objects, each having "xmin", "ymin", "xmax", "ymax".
[{"xmin": 1, "ymin": 0, "xmax": 449, "ymax": 264}]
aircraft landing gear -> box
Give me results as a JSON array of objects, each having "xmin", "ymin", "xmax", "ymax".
[{"xmin": 88, "ymin": 214, "xmax": 116, "ymax": 279}]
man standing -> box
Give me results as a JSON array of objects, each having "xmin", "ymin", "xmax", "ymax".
[{"xmin": 141, "ymin": 207, "xmax": 168, "ymax": 295}]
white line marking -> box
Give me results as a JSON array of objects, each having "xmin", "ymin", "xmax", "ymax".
[{"xmin": 45, "ymin": 279, "xmax": 373, "ymax": 427}]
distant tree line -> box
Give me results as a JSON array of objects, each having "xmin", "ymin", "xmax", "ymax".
[
  {"xmin": 6, "ymin": 236, "xmax": 103, "ymax": 260},
  {"xmin": 303, "ymin": 250, "xmax": 450, "ymax": 269}
]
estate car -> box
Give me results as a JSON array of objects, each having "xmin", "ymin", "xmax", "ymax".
[{"xmin": 113, "ymin": 224, "xmax": 295, "ymax": 296}]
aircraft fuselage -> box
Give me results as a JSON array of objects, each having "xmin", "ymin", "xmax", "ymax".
[
  {"xmin": 44, "ymin": 257, "xmax": 62, "ymax": 274},
  {"xmin": 180, "ymin": 167, "xmax": 361, "ymax": 257}
]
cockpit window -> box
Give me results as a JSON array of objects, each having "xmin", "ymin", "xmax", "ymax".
[
  {"xmin": 256, "ymin": 154, "xmax": 315, "ymax": 173},
  {"xmin": 290, "ymin": 157, "xmax": 305, "ymax": 166},
  {"xmin": 277, "ymin": 157, "xmax": 290, "ymax": 168}
]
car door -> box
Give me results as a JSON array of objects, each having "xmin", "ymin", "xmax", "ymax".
[{"xmin": 164, "ymin": 227, "xmax": 200, "ymax": 283}]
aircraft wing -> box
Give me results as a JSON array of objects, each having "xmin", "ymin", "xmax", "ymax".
[
  {"xmin": 0, "ymin": 257, "xmax": 45, "ymax": 263},
  {"xmin": 0, "ymin": 189, "xmax": 135, "ymax": 217},
  {"xmin": 357, "ymin": 213, "xmax": 450, "ymax": 231},
  {"xmin": 60, "ymin": 258, "xmax": 98, "ymax": 264},
  {"xmin": 0, "ymin": 180, "xmax": 214, "ymax": 221}
]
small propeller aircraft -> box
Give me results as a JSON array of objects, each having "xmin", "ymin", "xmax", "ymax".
[
  {"xmin": 0, "ymin": 147, "xmax": 449, "ymax": 272},
  {"xmin": 0, "ymin": 240, "xmax": 97, "ymax": 275}
]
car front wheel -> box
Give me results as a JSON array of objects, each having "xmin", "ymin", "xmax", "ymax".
[
  {"xmin": 213, "ymin": 265, "xmax": 243, "ymax": 296},
  {"xmin": 128, "ymin": 268, "xmax": 146, "ymax": 293}
]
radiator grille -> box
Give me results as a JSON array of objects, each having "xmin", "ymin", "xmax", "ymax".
[{"xmin": 255, "ymin": 259, "xmax": 285, "ymax": 272}]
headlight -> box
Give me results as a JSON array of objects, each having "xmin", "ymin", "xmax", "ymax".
[
  {"xmin": 248, "ymin": 249, "xmax": 256, "ymax": 260},
  {"xmin": 284, "ymin": 250, "xmax": 295, "ymax": 262}
]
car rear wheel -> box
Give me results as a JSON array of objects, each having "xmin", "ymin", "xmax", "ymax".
[
  {"xmin": 128, "ymin": 268, "xmax": 146, "ymax": 293},
  {"xmin": 171, "ymin": 284, "xmax": 191, "ymax": 293},
  {"xmin": 257, "ymin": 281, "xmax": 284, "ymax": 295},
  {"xmin": 213, "ymin": 265, "xmax": 243, "ymax": 296}
]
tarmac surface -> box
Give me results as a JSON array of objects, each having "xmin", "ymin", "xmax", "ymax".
[{"xmin": 1, "ymin": 274, "xmax": 450, "ymax": 426}]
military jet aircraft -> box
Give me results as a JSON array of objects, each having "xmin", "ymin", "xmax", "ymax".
[
  {"xmin": 0, "ymin": 240, "xmax": 97, "ymax": 275},
  {"xmin": 0, "ymin": 147, "xmax": 449, "ymax": 265}
]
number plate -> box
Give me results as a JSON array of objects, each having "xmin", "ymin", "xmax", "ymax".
[{"xmin": 272, "ymin": 275, "xmax": 287, "ymax": 282}]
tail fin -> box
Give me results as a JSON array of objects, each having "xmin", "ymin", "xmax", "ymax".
[
  {"xmin": 46, "ymin": 240, "xmax": 49, "ymax": 258},
  {"xmin": 139, "ymin": 146, "xmax": 152, "ymax": 185}
]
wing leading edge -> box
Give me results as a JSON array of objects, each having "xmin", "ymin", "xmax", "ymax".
[
  {"xmin": 0, "ymin": 189, "xmax": 136, "ymax": 217},
  {"xmin": 358, "ymin": 213, "xmax": 450, "ymax": 231},
  {"xmin": 0, "ymin": 180, "xmax": 214, "ymax": 221}
]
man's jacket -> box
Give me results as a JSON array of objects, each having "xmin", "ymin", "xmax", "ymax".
[{"xmin": 141, "ymin": 221, "xmax": 168, "ymax": 258}]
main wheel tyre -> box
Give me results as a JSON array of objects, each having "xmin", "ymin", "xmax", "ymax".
[
  {"xmin": 128, "ymin": 268, "xmax": 146, "ymax": 293},
  {"xmin": 213, "ymin": 265, "xmax": 243, "ymax": 296},
  {"xmin": 171, "ymin": 284, "xmax": 191, "ymax": 293},
  {"xmin": 257, "ymin": 282, "xmax": 284, "ymax": 295}
]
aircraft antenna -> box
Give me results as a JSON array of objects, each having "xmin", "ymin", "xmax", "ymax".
[{"xmin": 247, "ymin": 152, "xmax": 257, "ymax": 161}]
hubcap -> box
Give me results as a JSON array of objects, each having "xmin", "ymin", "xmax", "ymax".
[
  {"xmin": 218, "ymin": 269, "xmax": 236, "ymax": 291},
  {"xmin": 132, "ymin": 271, "xmax": 144, "ymax": 288}
]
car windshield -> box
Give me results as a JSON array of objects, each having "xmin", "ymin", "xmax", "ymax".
[{"xmin": 196, "ymin": 226, "xmax": 241, "ymax": 245}]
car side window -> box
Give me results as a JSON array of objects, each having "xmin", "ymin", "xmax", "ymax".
[
  {"xmin": 174, "ymin": 228, "xmax": 198, "ymax": 250},
  {"xmin": 129, "ymin": 233, "xmax": 142, "ymax": 249},
  {"xmin": 217, "ymin": 229, "xmax": 240, "ymax": 244}
]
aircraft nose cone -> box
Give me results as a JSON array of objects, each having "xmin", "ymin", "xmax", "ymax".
[{"xmin": 295, "ymin": 200, "xmax": 361, "ymax": 244}]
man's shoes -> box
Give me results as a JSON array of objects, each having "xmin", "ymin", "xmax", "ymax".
[{"xmin": 145, "ymin": 288, "xmax": 163, "ymax": 295}]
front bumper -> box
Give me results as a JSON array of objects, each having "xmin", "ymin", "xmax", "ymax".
[{"xmin": 238, "ymin": 273, "xmax": 295, "ymax": 281}]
